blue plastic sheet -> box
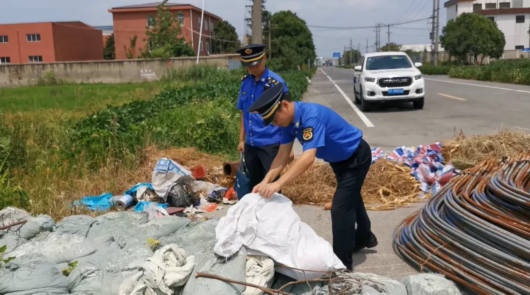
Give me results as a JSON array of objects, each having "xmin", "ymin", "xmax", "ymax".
[
  {"xmin": 125, "ymin": 182, "xmax": 154, "ymax": 197},
  {"xmin": 75, "ymin": 193, "xmax": 113, "ymax": 212},
  {"xmin": 133, "ymin": 202, "xmax": 168, "ymax": 213}
]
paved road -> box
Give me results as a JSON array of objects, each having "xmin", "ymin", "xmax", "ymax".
[{"xmin": 302, "ymin": 68, "xmax": 529, "ymax": 152}]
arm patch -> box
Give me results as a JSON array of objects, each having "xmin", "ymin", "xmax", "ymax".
[{"xmin": 302, "ymin": 127, "xmax": 314, "ymax": 142}]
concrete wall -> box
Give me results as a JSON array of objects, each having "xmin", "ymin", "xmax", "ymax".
[
  {"xmin": 0, "ymin": 54, "xmax": 240, "ymax": 87},
  {"xmin": 52, "ymin": 22, "xmax": 103, "ymax": 62},
  {"xmin": 447, "ymin": 4, "xmax": 458, "ymax": 22},
  {"xmin": 0, "ymin": 23, "xmax": 55, "ymax": 64},
  {"xmin": 494, "ymin": 14, "xmax": 530, "ymax": 49}
]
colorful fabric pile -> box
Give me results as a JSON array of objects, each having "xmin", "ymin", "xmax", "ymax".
[{"xmin": 372, "ymin": 143, "xmax": 457, "ymax": 194}]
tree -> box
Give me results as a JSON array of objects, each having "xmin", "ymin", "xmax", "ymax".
[
  {"xmin": 139, "ymin": 0, "xmax": 194, "ymax": 58},
  {"xmin": 103, "ymin": 33, "xmax": 115, "ymax": 60},
  {"xmin": 405, "ymin": 49, "xmax": 421, "ymax": 62},
  {"xmin": 440, "ymin": 13, "xmax": 505, "ymax": 64},
  {"xmin": 264, "ymin": 11, "xmax": 316, "ymax": 71},
  {"xmin": 212, "ymin": 21, "xmax": 241, "ymax": 54},
  {"xmin": 341, "ymin": 49, "xmax": 361, "ymax": 66},
  {"xmin": 380, "ymin": 42, "xmax": 401, "ymax": 52},
  {"xmin": 125, "ymin": 35, "xmax": 137, "ymax": 59}
]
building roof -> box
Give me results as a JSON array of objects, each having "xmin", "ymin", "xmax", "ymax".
[
  {"xmin": 111, "ymin": 2, "xmax": 186, "ymax": 10},
  {"xmin": 108, "ymin": 2, "xmax": 222, "ymax": 20}
]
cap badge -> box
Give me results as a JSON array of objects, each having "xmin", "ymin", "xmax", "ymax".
[
  {"xmin": 303, "ymin": 127, "xmax": 313, "ymax": 141},
  {"xmin": 245, "ymin": 49, "xmax": 252, "ymax": 54}
]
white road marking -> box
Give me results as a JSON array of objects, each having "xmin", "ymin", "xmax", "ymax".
[
  {"xmin": 426, "ymin": 78, "xmax": 530, "ymax": 94},
  {"xmin": 320, "ymin": 69, "xmax": 375, "ymax": 128},
  {"xmin": 437, "ymin": 93, "xmax": 466, "ymax": 101}
]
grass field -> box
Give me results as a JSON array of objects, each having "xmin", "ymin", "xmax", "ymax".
[{"xmin": 0, "ymin": 82, "xmax": 175, "ymax": 113}]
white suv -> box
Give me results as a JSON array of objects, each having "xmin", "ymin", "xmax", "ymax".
[{"xmin": 353, "ymin": 52, "xmax": 425, "ymax": 111}]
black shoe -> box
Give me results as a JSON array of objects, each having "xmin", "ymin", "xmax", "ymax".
[{"xmin": 353, "ymin": 234, "xmax": 378, "ymax": 253}]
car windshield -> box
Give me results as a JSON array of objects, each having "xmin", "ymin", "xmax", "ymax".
[{"xmin": 365, "ymin": 55, "xmax": 412, "ymax": 70}]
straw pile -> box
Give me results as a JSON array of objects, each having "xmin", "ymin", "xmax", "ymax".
[
  {"xmin": 282, "ymin": 160, "xmax": 424, "ymax": 210},
  {"xmin": 443, "ymin": 129, "xmax": 530, "ymax": 170}
]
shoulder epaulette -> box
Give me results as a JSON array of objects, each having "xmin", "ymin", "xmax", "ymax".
[
  {"xmin": 268, "ymin": 76, "xmax": 279, "ymax": 85},
  {"xmin": 241, "ymin": 74, "xmax": 249, "ymax": 81}
]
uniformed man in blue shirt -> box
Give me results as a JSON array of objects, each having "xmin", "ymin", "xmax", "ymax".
[
  {"xmin": 235, "ymin": 44, "xmax": 289, "ymax": 192},
  {"xmin": 249, "ymin": 83, "xmax": 378, "ymax": 271}
]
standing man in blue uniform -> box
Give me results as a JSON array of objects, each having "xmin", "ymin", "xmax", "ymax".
[
  {"xmin": 235, "ymin": 44, "xmax": 290, "ymax": 192},
  {"xmin": 249, "ymin": 83, "xmax": 378, "ymax": 271}
]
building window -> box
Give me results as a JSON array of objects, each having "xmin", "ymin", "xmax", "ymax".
[
  {"xmin": 516, "ymin": 15, "xmax": 525, "ymax": 23},
  {"xmin": 515, "ymin": 45, "xmax": 525, "ymax": 50},
  {"xmin": 199, "ymin": 40, "xmax": 203, "ymax": 51},
  {"xmin": 177, "ymin": 13, "xmax": 184, "ymax": 26},
  {"xmin": 206, "ymin": 41, "xmax": 210, "ymax": 54},
  {"xmin": 485, "ymin": 3, "xmax": 496, "ymax": 9},
  {"xmin": 473, "ymin": 3, "xmax": 482, "ymax": 12},
  {"xmin": 198, "ymin": 17, "xmax": 201, "ymax": 28},
  {"xmin": 210, "ymin": 20, "xmax": 214, "ymax": 30},
  {"xmin": 499, "ymin": 2, "xmax": 510, "ymax": 9},
  {"xmin": 147, "ymin": 16, "xmax": 156, "ymax": 27},
  {"xmin": 204, "ymin": 19, "xmax": 208, "ymax": 30},
  {"xmin": 28, "ymin": 56, "xmax": 43, "ymax": 63},
  {"xmin": 0, "ymin": 57, "xmax": 10, "ymax": 64},
  {"xmin": 0, "ymin": 36, "xmax": 8, "ymax": 43},
  {"xmin": 487, "ymin": 16, "xmax": 495, "ymax": 22},
  {"xmin": 26, "ymin": 34, "xmax": 41, "ymax": 42}
]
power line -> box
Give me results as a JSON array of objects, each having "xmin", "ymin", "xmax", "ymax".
[
  {"xmin": 307, "ymin": 17, "xmax": 432, "ymax": 30},
  {"xmin": 408, "ymin": 0, "xmax": 433, "ymax": 23},
  {"xmin": 394, "ymin": 0, "xmax": 421, "ymax": 24}
]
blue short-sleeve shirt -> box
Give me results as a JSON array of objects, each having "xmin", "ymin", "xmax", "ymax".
[
  {"xmin": 237, "ymin": 68, "xmax": 288, "ymax": 147},
  {"xmin": 281, "ymin": 102, "xmax": 363, "ymax": 163}
]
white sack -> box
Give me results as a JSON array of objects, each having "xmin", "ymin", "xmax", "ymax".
[
  {"xmin": 119, "ymin": 244, "xmax": 195, "ymax": 295},
  {"xmin": 151, "ymin": 158, "xmax": 191, "ymax": 197},
  {"xmin": 214, "ymin": 193, "xmax": 345, "ymax": 281},
  {"xmin": 243, "ymin": 256, "xmax": 275, "ymax": 295}
]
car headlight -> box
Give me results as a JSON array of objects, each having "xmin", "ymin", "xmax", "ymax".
[
  {"xmin": 415, "ymin": 74, "xmax": 423, "ymax": 80},
  {"xmin": 364, "ymin": 77, "xmax": 376, "ymax": 83}
]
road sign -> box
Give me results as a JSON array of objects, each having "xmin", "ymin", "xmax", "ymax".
[
  {"xmin": 333, "ymin": 52, "xmax": 341, "ymax": 58},
  {"xmin": 522, "ymin": 48, "xmax": 530, "ymax": 52}
]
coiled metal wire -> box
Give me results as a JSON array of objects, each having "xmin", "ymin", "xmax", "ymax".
[{"xmin": 393, "ymin": 155, "xmax": 530, "ymax": 295}]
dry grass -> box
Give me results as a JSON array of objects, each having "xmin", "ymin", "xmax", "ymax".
[
  {"xmin": 443, "ymin": 128, "xmax": 530, "ymax": 170},
  {"xmin": 282, "ymin": 161, "xmax": 424, "ymax": 210}
]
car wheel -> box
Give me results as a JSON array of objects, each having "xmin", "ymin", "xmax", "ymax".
[
  {"xmin": 359, "ymin": 86, "xmax": 371, "ymax": 112},
  {"xmin": 413, "ymin": 97, "xmax": 424, "ymax": 110}
]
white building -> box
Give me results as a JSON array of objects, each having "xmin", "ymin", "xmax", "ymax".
[{"xmin": 445, "ymin": 0, "xmax": 530, "ymax": 50}]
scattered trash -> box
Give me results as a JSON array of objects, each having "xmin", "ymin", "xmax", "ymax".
[
  {"xmin": 371, "ymin": 147, "xmax": 384, "ymax": 163},
  {"xmin": 134, "ymin": 201, "xmax": 168, "ymax": 213},
  {"xmin": 223, "ymin": 187, "xmax": 237, "ymax": 205},
  {"xmin": 152, "ymin": 158, "xmax": 192, "ymax": 197},
  {"xmin": 164, "ymin": 175, "xmax": 199, "ymax": 208},
  {"xmin": 198, "ymin": 197, "xmax": 218, "ymax": 213},
  {"xmin": 223, "ymin": 161, "xmax": 241, "ymax": 177},
  {"xmin": 207, "ymin": 187, "xmax": 228, "ymax": 203},
  {"xmin": 114, "ymin": 194, "xmax": 134, "ymax": 211},
  {"xmin": 190, "ymin": 165, "xmax": 207, "ymax": 179},
  {"xmin": 243, "ymin": 256, "xmax": 275, "ymax": 295},
  {"xmin": 74, "ymin": 193, "xmax": 113, "ymax": 212}
]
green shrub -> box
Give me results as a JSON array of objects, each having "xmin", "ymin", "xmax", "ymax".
[
  {"xmin": 448, "ymin": 59, "xmax": 530, "ymax": 85},
  {"xmin": 420, "ymin": 65, "xmax": 453, "ymax": 75}
]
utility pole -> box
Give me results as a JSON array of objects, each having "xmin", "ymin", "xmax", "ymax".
[
  {"xmin": 252, "ymin": 0, "xmax": 263, "ymax": 44},
  {"xmin": 374, "ymin": 23, "xmax": 379, "ymax": 52},
  {"xmin": 268, "ymin": 18, "xmax": 272, "ymax": 59},
  {"xmin": 431, "ymin": 0, "xmax": 436, "ymax": 65},
  {"xmin": 350, "ymin": 38, "xmax": 353, "ymax": 65},
  {"xmin": 387, "ymin": 24, "xmax": 391, "ymax": 51},
  {"xmin": 434, "ymin": 0, "xmax": 440, "ymax": 66}
]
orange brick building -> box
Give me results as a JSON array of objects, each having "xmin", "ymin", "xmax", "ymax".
[
  {"xmin": 0, "ymin": 22, "xmax": 103, "ymax": 64},
  {"xmin": 109, "ymin": 2, "xmax": 222, "ymax": 60}
]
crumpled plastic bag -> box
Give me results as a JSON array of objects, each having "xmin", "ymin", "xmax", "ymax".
[
  {"xmin": 152, "ymin": 158, "xmax": 191, "ymax": 197},
  {"xmin": 119, "ymin": 244, "xmax": 195, "ymax": 295}
]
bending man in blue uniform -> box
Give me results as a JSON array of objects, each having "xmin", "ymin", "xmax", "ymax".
[
  {"xmin": 249, "ymin": 83, "xmax": 378, "ymax": 271},
  {"xmin": 236, "ymin": 44, "xmax": 289, "ymax": 192}
]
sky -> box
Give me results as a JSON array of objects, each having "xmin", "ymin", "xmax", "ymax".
[{"xmin": 2, "ymin": 0, "xmax": 446, "ymax": 59}]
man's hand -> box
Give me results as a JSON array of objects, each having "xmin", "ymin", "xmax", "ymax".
[
  {"xmin": 237, "ymin": 141, "xmax": 245, "ymax": 152},
  {"xmin": 253, "ymin": 182, "xmax": 282, "ymax": 199}
]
